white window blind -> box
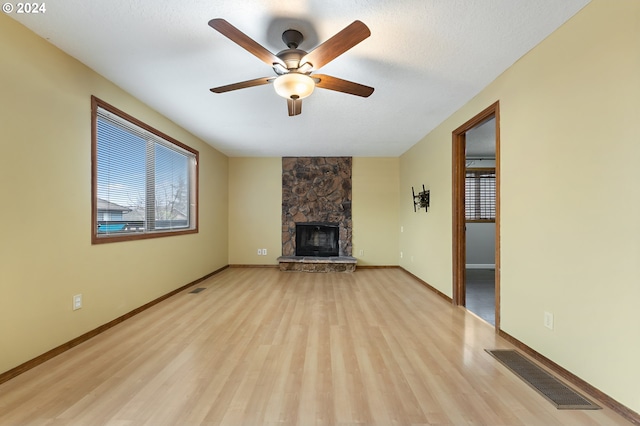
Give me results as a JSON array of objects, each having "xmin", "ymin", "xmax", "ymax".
[
  {"xmin": 465, "ymin": 168, "xmax": 496, "ymax": 221},
  {"xmin": 93, "ymin": 100, "xmax": 197, "ymax": 241}
]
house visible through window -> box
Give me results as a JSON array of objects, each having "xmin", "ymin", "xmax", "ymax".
[
  {"xmin": 92, "ymin": 96, "xmax": 198, "ymax": 243},
  {"xmin": 465, "ymin": 168, "xmax": 495, "ymax": 221}
]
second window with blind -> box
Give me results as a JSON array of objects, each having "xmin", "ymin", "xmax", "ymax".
[{"xmin": 465, "ymin": 168, "xmax": 496, "ymax": 222}]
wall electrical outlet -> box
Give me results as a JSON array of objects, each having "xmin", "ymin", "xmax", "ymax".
[
  {"xmin": 257, "ymin": 249, "xmax": 262, "ymax": 255},
  {"xmin": 359, "ymin": 249, "xmax": 364, "ymax": 256},
  {"xmin": 263, "ymin": 248, "xmax": 267, "ymax": 256},
  {"xmin": 73, "ymin": 294, "xmax": 82, "ymax": 311},
  {"xmin": 544, "ymin": 311, "xmax": 554, "ymax": 330}
]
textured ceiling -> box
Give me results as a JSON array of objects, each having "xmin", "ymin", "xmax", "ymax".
[{"xmin": 9, "ymin": 0, "xmax": 589, "ymax": 157}]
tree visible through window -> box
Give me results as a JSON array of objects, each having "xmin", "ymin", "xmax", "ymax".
[
  {"xmin": 92, "ymin": 96, "xmax": 198, "ymax": 243},
  {"xmin": 465, "ymin": 168, "xmax": 495, "ymax": 221}
]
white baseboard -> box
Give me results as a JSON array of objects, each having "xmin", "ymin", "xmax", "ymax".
[{"xmin": 466, "ymin": 264, "xmax": 495, "ymax": 269}]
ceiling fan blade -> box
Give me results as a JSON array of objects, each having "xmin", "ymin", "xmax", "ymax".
[
  {"xmin": 209, "ymin": 19, "xmax": 286, "ymax": 68},
  {"xmin": 300, "ymin": 21, "xmax": 370, "ymax": 70},
  {"xmin": 210, "ymin": 77, "xmax": 274, "ymax": 93},
  {"xmin": 313, "ymin": 74, "xmax": 374, "ymax": 97},
  {"xmin": 287, "ymin": 99, "xmax": 302, "ymax": 116}
]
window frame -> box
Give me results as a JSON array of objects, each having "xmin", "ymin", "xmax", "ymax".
[
  {"xmin": 91, "ymin": 96, "xmax": 199, "ymax": 244},
  {"xmin": 465, "ymin": 167, "xmax": 496, "ymax": 223}
]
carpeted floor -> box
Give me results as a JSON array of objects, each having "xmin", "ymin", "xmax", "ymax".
[{"xmin": 466, "ymin": 268, "xmax": 495, "ymax": 325}]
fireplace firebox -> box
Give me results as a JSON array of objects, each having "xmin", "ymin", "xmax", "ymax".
[{"xmin": 295, "ymin": 223, "xmax": 339, "ymax": 257}]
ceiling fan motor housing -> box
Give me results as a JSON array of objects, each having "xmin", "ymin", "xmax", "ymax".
[
  {"xmin": 274, "ymin": 49, "xmax": 309, "ymax": 74},
  {"xmin": 272, "ymin": 29, "xmax": 312, "ymax": 74}
]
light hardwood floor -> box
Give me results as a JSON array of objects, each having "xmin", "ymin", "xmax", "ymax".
[{"xmin": 0, "ymin": 268, "xmax": 630, "ymax": 425}]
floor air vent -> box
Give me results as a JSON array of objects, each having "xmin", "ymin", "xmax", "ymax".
[
  {"xmin": 486, "ymin": 349, "xmax": 601, "ymax": 410},
  {"xmin": 189, "ymin": 288, "xmax": 206, "ymax": 294}
]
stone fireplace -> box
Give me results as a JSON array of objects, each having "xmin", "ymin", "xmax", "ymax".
[{"xmin": 279, "ymin": 157, "xmax": 356, "ymax": 272}]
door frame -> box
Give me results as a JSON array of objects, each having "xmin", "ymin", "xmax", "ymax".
[{"xmin": 452, "ymin": 101, "xmax": 501, "ymax": 330}]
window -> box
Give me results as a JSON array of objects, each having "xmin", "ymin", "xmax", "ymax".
[
  {"xmin": 91, "ymin": 96, "xmax": 198, "ymax": 243},
  {"xmin": 465, "ymin": 168, "xmax": 495, "ymax": 222}
]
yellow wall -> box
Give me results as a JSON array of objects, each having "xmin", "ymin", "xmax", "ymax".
[
  {"xmin": 228, "ymin": 157, "xmax": 401, "ymax": 266},
  {"xmin": 400, "ymin": 0, "xmax": 640, "ymax": 412},
  {"xmin": 228, "ymin": 158, "xmax": 282, "ymax": 265},
  {"xmin": 399, "ymin": 123, "xmax": 453, "ymax": 289},
  {"xmin": 0, "ymin": 14, "xmax": 229, "ymax": 374},
  {"xmin": 352, "ymin": 158, "xmax": 399, "ymax": 266}
]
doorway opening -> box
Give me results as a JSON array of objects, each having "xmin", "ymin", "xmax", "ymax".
[{"xmin": 452, "ymin": 102, "xmax": 500, "ymax": 329}]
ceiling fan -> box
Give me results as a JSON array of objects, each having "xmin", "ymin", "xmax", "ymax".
[{"xmin": 208, "ymin": 18, "xmax": 374, "ymax": 116}]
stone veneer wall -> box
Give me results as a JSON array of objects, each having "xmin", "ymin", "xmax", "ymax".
[{"xmin": 282, "ymin": 157, "xmax": 352, "ymax": 257}]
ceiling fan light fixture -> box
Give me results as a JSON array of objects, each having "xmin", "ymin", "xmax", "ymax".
[{"xmin": 273, "ymin": 73, "xmax": 315, "ymax": 100}]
